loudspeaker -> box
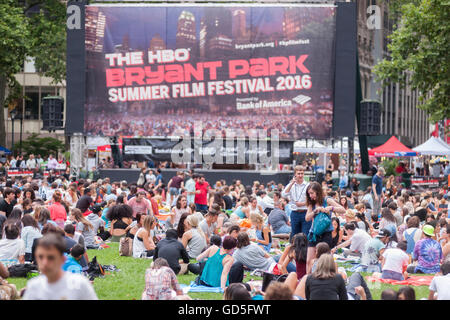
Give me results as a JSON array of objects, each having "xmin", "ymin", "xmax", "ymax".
[
  {"xmin": 42, "ymin": 97, "xmax": 64, "ymax": 130},
  {"xmin": 359, "ymin": 101, "xmax": 381, "ymax": 136}
]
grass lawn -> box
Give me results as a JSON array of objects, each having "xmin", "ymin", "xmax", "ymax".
[{"xmin": 7, "ymin": 243, "xmax": 431, "ymax": 300}]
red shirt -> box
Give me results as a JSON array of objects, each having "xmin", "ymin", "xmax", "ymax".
[
  {"xmin": 49, "ymin": 202, "xmax": 67, "ymax": 222},
  {"xmin": 149, "ymin": 197, "xmax": 159, "ymax": 215},
  {"xmin": 194, "ymin": 181, "xmax": 210, "ymax": 205}
]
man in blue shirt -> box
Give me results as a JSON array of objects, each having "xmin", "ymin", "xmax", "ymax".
[
  {"xmin": 371, "ymin": 167, "xmax": 385, "ymax": 216},
  {"xmin": 155, "ymin": 168, "xmax": 163, "ymax": 187},
  {"xmin": 339, "ymin": 170, "xmax": 348, "ymax": 190}
]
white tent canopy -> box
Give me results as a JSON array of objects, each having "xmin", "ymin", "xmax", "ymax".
[
  {"xmin": 294, "ymin": 140, "xmax": 328, "ymax": 153},
  {"xmin": 293, "ymin": 139, "xmax": 360, "ymax": 154},
  {"xmin": 413, "ymin": 136, "xmax": 450, "ymax": 156},
  {"xmin": 326, "ymin": 139, "xmax": 360, "ymax": 154}
]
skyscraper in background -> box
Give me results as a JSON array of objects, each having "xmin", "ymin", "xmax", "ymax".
[
  {"xmin": 232, "ymin": 9, "xmax": 249, "ymax": 43},
  {"xmin": 149, "ymin": 34, "xmax": 166, "ymax": 51},
  {"xmin": 85, "ymin": 6, "xmax": 106, "ymax": 53},
  {"xmin": 176, "ymin": 10, "xmax": 198, "ymax": 56}
]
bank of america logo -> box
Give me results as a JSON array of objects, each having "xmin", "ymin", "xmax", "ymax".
[{"xmin": 292, "ymin": 94, "xmax": 311, "ymax": 105}]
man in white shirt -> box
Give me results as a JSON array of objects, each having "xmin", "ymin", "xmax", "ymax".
[
  {"xmin": 47, "ymin": 154, "xmax": 59, "ymax": 170},
  {"xmin": 282, "ymin": 165, "xmax": 310, "ymax": 240},
  {"xmin": 23, "ymin": 233, "xmax": 98, "ymax": 300},
  {"xmin": 26, "ymin": 154, "xmax": 37, "ymax": 170},
  {"xmin": 429, "ymin": 260, "xmax": 450, "ymax": 300},
  {"xmin": 332, "ymin": 222, "xmax": 372, "ymax": 257}
]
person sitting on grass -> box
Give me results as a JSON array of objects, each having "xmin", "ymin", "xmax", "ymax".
[
  {"xmin": 196, "ymin": 236, "xmax": 237, "ymax": 290},
  {"xmin": 223, "ymin": 283, "xmax": 252, "ymax": 300},
  {"xmin": 304, "ymin": 254, "xmax": 348, "ymax": 300},
  {"xmin": 232, "ymin": 232, "xmax": 286, "ymax": 279},
  {"xmin": 397, "ymin": 286, "xmax": 416, "ymax": 300},
  {"xmin": 62, "ymin": 244, "xmax": 85, "ymax": 274},
  {"xmin": 181, "ymin": 215, "xmax": 207, "ymax": 260},
  {"xmin": 0, "ymin": 223, "xmax": 25, "ymax": 267},
  {"xmin": 141, "ymin": 257, "xmax": 191, "ymax": 300},
  {"xmin": 23, "ymin": 233, "xmax": 98, "ymax": 300},
  {"xmin": 379, "ymin": 241, "xmax": 410, "ymax": 281},
  {"xmin": 133, "ymin": 215, "xmax": 157, "ymax": 258},
  {"xmin": 249, "ymin": 213, "xmax": 272, "ymax": 253},
  {"xmin": 428, "ymin": 260, "xmax": 450, "ymax": 300},
  {"xmin": 410, "ymin": 224, "xmax": 442, "ymax": 274},
  {"xmin": 381, "ymin": 289, "xmax": 398, "ymax": 300},
  {"xmin": 0, "ymin": 261, "xmax": 19, "ymax": 300},
  {"xmin": 153, "ymin": 229, "xmax": 191, "ymax": 275},
  {"xmin": 264, "ymin": 282, "xmax": 294, "ymax": 300}
]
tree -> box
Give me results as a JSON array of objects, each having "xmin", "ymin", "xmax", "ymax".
[
  {"xmin": 374, "ymin": 0, "xmax": 450, "ymax": 122},
  {"xmin": 14, "ymin": 133, "xmax": 65, "ymax": 158},
  {"xmin": 0, "ymin": 0, "xmax": 66, "ymax": 147}
]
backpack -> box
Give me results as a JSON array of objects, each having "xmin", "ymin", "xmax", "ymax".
[
  {"xmin": 307, "ymin": 198, "xmax": 331, "ymax": 243},
  {"xmin": 119, "ymin": 237, "xmax": 133, "ymax": 257},
  {"xmin": 86, "ymin": 256, "xmax": 105, "ymax": 280},
  {"xmin": 7, "ymin": 263, "xmax": 39, "ymax": 278}
]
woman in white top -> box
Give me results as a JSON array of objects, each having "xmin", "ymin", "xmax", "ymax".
[
  {"xmin": 182, "ymin": 215, "xmax": 207, "ymax": 259},
  {"xmin": 249, "ymin": 197, "xmax": 265, "ymax": 218},
  {"xmin": 133, "ymin": 215, "xmax": 157, "ymax": 258},
  {"xmin": 63, "ymin": 184, "xmax": 79, "ymax": 209},
  {"xmin": 21, "ymin": 215, "xmax": 42, "ymax": 262},
  {"xmin": 170, "ymin": 196, "xmax": 191, "ymax": 228}
]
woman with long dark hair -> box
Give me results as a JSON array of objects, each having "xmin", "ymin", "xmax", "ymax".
[
  {"xmin": 305, "ymin": 182, "xmax": 345, "ymax": 273},
  {"xmin": 170, "ymin": 195, "xmax": 191, "ymax": 228},
  {"xmin": 176, "ymin": 212, "xmax": 190, "ymax": 240},
  {"xmin": 107, "ymin": 204, "xmax": 133, "ymax": 242},
  {"xmin": 331, "ymin": 217, "xmax": 343, "ymax": 249},
  {"xmin": 280, "ymin": 233, "xmax": 309, "ymax": 280}
]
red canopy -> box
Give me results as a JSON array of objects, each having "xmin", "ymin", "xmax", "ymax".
[{"xmin": 368, "ymin": 136, "xmax": 418, "ymax": 157}]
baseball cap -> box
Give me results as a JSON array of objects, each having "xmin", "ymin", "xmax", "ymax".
[
  {"xmin": 346, "ymin": 190, "xmax": 352, "ymax": 197},
  {"xmin": 376, "ymin": 228, "xmax": 391, "ymax": 238},
  {"xmin": 422, "ymin": 224, "xmax": 435, "ymax": 237}
]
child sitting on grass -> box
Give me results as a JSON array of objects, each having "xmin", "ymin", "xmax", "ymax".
[{"xmin": 62, "ymin": 244, "xmax": 85, "ymax": 274}]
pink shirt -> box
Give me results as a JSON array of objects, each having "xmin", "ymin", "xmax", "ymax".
[
  {"xmin": 128, "ymin": 197, "xmax": 152, "ymax": 217},
  {"xmin": 49, "ymin": 202, "xmax": 67, "ymax": 222}
]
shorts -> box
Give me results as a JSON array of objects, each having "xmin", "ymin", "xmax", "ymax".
[
  {"xmin": 308, "ymin": 231, "xmax": 333, "ymax": 248},
  {"xmin": 169, "ymin": 187, "xmax": 180, "ymax": 196}
]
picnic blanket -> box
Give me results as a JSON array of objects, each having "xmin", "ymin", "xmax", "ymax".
[
  {"xmin": 365, "ymin": 275, "xmax": 434, "ymax": 287},
  {"xmin": 180, "ymin": 281, "xmax": 224, "ymax": 293}
]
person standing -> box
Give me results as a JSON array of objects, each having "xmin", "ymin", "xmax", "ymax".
[
  {"xmin": 372, "ymin": 167, "xmax": 385, "ymax": 216},
  {"xmin": 194, "ymin": 174, "xmax": 210, "ymax": 213},
  {"xmin": 185, "ymin": 170, "xmax": 197, "ymax": 205},
  {"xmin": 282, "ymin": 166, "xmax": 310, "ymax": 240},
  {"xmin": 47, "ymin": 154, "xmax": 59, "ymax": 171},
  {"xmin": 22, "ymin": 233, "xmax": 98, "ymax": 300}
]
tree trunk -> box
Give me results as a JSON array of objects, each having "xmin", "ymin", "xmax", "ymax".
[{"xmin": 0, "ymin": 75, "xmax": 7, "ymax": 147}]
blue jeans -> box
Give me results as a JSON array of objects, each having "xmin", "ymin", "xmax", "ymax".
[
  {"xmin": 273, "ymin": 254, "xmax": 296, "ymax": 273},
  {"xmin": 195, "ymin": 204, "xmax": 208, "ymax": 213},
  {"xmin": 290, "ymin": 211, "xmax": 312, "ymax": 240},
  {"xmin": 382, "ymin": 270, "xmax": 404, "ymax": 281},
  {"xmin": 274, "ymin": 225, "xmax": 292, "ymax": 235}
]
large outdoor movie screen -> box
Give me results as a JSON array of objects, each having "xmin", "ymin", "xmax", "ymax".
[{"xmin": 84, "ymin": 4, "xmax": 336, "ymax": 140}]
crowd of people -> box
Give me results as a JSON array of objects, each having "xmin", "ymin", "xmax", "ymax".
[
  {"xmin": 0, "ymin": 164, "xmax": 449, "ymax": 300},
  {"xmin": 84, "ymin": 113, "xmax": 332, "ymax": 140}
]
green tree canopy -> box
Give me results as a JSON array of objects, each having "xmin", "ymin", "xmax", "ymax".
[
  {"xmin": 0, "ymin": 0, "xmax": 66, "ymax": 146},
  {"xmin": 374, "ymin": 0, "xmax": 450, "ymax": 122},
  {"xmin": 15, "ymin": 133, "xmax": 64, "ymax": 158}
]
